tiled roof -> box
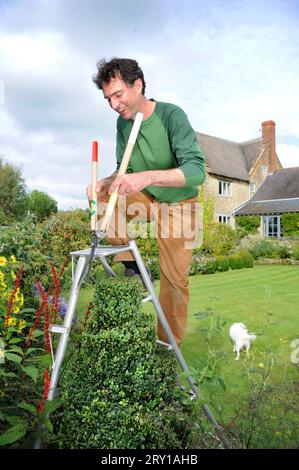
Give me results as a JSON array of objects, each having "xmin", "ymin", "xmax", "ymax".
[
  {"xmin": 234, "ymin": 167, "xmax": 299, "ymax": 215},
  {"xmin": 196, "ymin": 132, "xmax": 262, "ymax": 182}
]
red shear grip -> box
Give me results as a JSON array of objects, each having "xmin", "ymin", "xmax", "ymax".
[{"xmin": 92, "ymin": 141, "xmax": 98, "ymax": 162}]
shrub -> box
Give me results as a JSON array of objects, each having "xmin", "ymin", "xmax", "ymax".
[
  {"xmin": 229, "ymin": 254, "xmax": 244, "ymax": 270},
  {"xmin": 57, "ymin": 278, "xmax": 192, "ymax": 449},
  {"xmin": 215, "ymin": 256, "xmax": 230, "ymax": 272},
  {"xmin": 28, "ymin": 190, "xmax": 57, "ymax": 222},
  {"xmin": 293, "ymin": 244, "xmax": 299, "ymax": 260},
  {"xmin": 0, "ymin": 210, "xmax": 91, "ymax": 299},
  {"xmin": 189, "ymin": 256, "xmax": 216, "ymax": 276},
  {"xmin": 0, "ymin": 258, "xmax": 62, "ymax": 448},
  {"xmin": 249, "ymin": 239, "xmax": 279, "ymax": 259},
  {"xmin": 281, "ymin": 213, "xmax": 299, "ymax": 236},
  {"xmin": 202, "ymin": 222, "xmax": 237, "ymax": 256},
  {"xmin": 237, "ymin": 251, "xmax": 254, "ymax": 268},
  {"xmin": 235, "ymin": 215, "xmax": 260, "ymax": 235},
  {"xmin": 275, "ymin": 240, "xmax": 294, "ymax": 259}
]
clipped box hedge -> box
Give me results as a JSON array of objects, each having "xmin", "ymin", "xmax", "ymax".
[{"xmin": 57, "ymin": 278, "xmax": 192, "ymax": 449}]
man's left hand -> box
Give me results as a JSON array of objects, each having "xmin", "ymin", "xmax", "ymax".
[{"xmin": 108, "ymin": 172, "xmax": 152, "ymax": 196}]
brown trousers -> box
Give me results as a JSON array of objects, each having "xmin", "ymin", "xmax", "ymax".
[{"xmin": 98, "ymin": 191, "xmax": 199, "ymax": 346}]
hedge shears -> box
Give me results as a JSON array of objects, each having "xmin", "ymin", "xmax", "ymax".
[{"xmin": 79, "ymin": 112, "xmax": 143, "ymax": 285}]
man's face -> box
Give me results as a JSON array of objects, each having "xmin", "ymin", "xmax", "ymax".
[{"xmin": 102, "ymin": 76, "xmax": 142, "ymax": 120}]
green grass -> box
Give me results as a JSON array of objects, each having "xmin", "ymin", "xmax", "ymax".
[
  {"xmin": 182, "ymin": 265, "xmax": 299, "ymax": 427},
  {"xmin": 72, "ymin": 265, "xmax": 299, "ymax": 427}
]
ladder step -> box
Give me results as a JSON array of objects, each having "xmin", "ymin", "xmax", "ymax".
[
  {"xmin": 155, "ymin": 339, "xmax": 173, "ymax": 350},
  {"xmin": 141, "ymin": 294, "xmax": 152, "ymax": 303},
  {"xmin": 49, "ymin": 324, "xmax": 69, "ymax": 334}
]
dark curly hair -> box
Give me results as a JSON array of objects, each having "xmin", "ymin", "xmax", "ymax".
[{"xmin": 92, "ymin": 58, "xmax": 146, "ymax": 95}]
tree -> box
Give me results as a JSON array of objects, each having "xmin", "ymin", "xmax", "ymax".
[
  {"xmin": 28, "ymin": 190, "xmax": 58, "ymax": 221},
  {"xmin": 0, "ymin": 157, "xmax": 28, "ymax": 225}
]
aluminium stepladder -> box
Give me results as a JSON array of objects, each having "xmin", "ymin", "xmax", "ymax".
[{"xmin": 46, "ymin": 239, "xmax": 230, "ymax": 449}]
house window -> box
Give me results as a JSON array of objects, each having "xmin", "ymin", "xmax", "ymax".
[
  {"xmin": 218, "ymin": 215, "xmax": 231, "ymax": 225},
  {"xmin": 263, "ymin": 215, "xmax": 283, "ymax": 238},
  {"xmin": 218, "ymin": 180, "xmax": 232, "ymax": 197},
  {"xmin": 249, "ymin": 183, "xmax": 256, "ymax": 197},
  {"xmin": 262, "ymin": 165, "xmax": 268, "ymax": 177}
]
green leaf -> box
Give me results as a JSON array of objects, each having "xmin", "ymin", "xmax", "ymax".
[
  {"xmin": 42, "ymin": 398, "xmax": 63, "ymax": 415},
  {"xmin": 194, "ymin": 312, "xmax": 209, "ymax": 320},
  {"xmin": 20, "ymin": 308, "xmax": 36, "ymax": 313},
  {"xmin": 18, "ymin": 401, "xmax": 38, "ymax": 416},
  {"xmin": 0, "ymin": 423, "xmax": 28, "ymax": 446},
  {"xmin": 5, "ymin": 352, "xmax": 22, "ymax": 364},
  {"xmin": 27, "ymin": 354, "xmax": 51, "ymax": 367},
  {"xmin": 7, "ymin": 338, "xmax": 22, "ymax": 344},
  {"xmin": 0, "ymin": 370, "xmax": 17, "ymax": 378},
  {"xmin": 26, "ymin": 347, "xmax": 45, "ymax": 355},
  {"xmin": 7, "ymin": 345, "xmax": 23, "ymax": 355},
  {"xmin": 21, "ymin": 365, "xmax": 39, "ymax": 384},
  {"xmin": 32, "ymin": 330, "xmax": 44, "ymax": 338},
  {"xmin": 43, "ymin": 418, "xmax": 53, "ymax": 433},
  {"xmin": 6, "ymin": 416, "xmax": 25, "ymax": 426}
]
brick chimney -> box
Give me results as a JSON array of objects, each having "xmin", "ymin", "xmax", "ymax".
[{"xmin": 261, "ymin": 120, "xmax": 277, "ymax": 174}]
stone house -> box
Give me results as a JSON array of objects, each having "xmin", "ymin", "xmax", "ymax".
[
  {"xmin": 196, "ymin": 120, "xmax": 282, "ymax": 229},
  {"xmin": 234, "ymin": 167, "xmax": 299, "ymax": 238}
]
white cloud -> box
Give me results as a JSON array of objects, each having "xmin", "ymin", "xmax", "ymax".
[
  {"xmin": 277, "ymin": 144, "xmax": 299, "ymax": 169},
  {"xmin": 0, "ymin": 0, "xmax": 299, "ymax": 210}
]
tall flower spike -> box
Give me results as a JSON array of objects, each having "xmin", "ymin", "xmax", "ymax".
[{"xmin": 37, "ymin": 368, "xmax": 51, "ymax": 414}]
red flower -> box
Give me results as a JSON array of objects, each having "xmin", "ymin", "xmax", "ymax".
[
  {"xmin": 37, "ymin": 368, "xmax": 51, "ymax": 414},
  {"xmin": 83, "ymin": 302, "xmax": 94, "ymax": 329}
]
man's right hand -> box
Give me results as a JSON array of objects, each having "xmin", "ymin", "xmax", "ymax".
[
  {"xmin": 86, "ymin": 171, "xmax": 118, "ymax": 205},
  {"xmin": 86, "ymin": 179, "xmax": 110, "ymax": 204}
]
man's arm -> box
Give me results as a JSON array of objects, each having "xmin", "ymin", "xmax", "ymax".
[{"xmin": 108, "ymin": 169, "xmax": 185, "ymax": 196}]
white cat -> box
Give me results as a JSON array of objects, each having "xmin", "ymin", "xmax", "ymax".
[{"xmin": 229, "ymin": 322, "xmax": 256, "ymax": 360}]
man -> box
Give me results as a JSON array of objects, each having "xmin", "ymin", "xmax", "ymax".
[{"xmin": 88, "ymin": 57, "xmax": 205, "ymax": 346}]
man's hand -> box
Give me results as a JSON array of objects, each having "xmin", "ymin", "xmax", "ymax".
[
  {"xmin": 86, "ymin": 177, "xmax": 112, "ymax": 204},
  {"xmin": 108, "ymin": 172, "xmax": 152, "ymax": 196}
]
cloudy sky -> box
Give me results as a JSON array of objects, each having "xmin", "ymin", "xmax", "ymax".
[{"xmin": 1, "ymin": 0, "xmax": 299, "ymax": 210}]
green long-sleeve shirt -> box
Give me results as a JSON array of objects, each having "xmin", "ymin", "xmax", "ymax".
[{"xmin": 116, "ymin": 100, "xmax": 206, "ymax": 203}]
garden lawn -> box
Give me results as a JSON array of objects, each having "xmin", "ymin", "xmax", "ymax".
[
  {"xmin": 182, "ymin": 264, "xmax": 299, "ymax": 422},
  {"xmin": 72, "ymin": 265, "xmax": 298, "ymax": 424}
]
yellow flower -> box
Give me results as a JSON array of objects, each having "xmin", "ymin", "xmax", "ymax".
[
  {"xmin": 258, "ymin": 363, "xmax": 265, "ymax": 368},
  {"xmin": 10, "ymin": 255, "xmax": 17, "ymax": 264},
  {"xmin": 13, "ymin": 306, "xmax": 20, "ymax": 315},
  {"xmin": 7, "ymin": 317, "xmax": 17, "ymax": 327},
  {"xmin": 0, "ymin": 256, "xmax": 7, "ymax": 267},
  {"xmin": 0, "ymin": 281, "xmax": 7, "ymax": 290},
  {"xmin": 11, "ymin": 271, "xmax": 16, "ymax": 281},
  {"xmin": 17, "ymin": 319, "xmax": 26, "ymax": 333}
]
